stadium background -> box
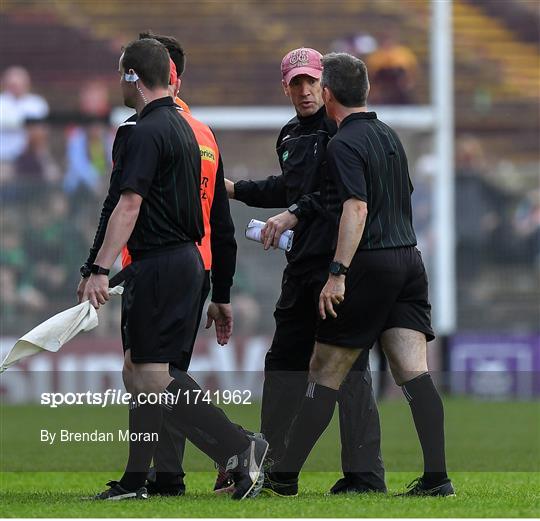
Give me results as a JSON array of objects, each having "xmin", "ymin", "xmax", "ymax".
[{"xmin": 0, "ymin": 0, "xmax": 539, "ymax": 485}]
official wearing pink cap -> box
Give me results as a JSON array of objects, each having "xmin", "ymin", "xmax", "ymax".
[
  {"xmin": 225, "ymin": 47, "xmax": 386, "ymax": 497},
  {"xmin": 280, "ymin": 47, "xmax": 323, "ymax": 85}
]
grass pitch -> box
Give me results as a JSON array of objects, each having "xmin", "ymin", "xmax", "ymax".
[
  {"xmin": 1, "ymin": 398, "xmax": 539, "ymax": 517},
  {"xmin": 1, "ymin": 471, "xmax": 538, "ymax": 517}
]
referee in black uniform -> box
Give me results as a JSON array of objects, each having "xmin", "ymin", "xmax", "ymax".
[
  {"xmin": 264, "ymin": 52, "xmax": 454, "ymax": 497},
  {"xmin": 81, "ymin": 38, "xmax": 267, "ymax": 501},
  {"xmin": 78, "ymin": 32, "xmax": 240, "ymax": 496},
  {"xmin": 227, "ymin": 47, "xmax": 385, "ymax": 495}
]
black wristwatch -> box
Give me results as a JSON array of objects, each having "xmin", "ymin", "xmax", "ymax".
[
  {"xmin": 329, "ymin": 261, "xmax": 349, "ymax": 276},
  {"xmin": 80, "ymin": 263, "xmax": 92, "ymax": 279},
  {"xmin": 90, "ymin": 264, "xmax": 110, "ymax": 276},
  {"xmin": 288, "ymin": 203, "xmax": 301, "ymax": 217}
]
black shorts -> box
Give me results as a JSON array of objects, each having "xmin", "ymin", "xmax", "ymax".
[
  {"xmin": 172, "ymin": 270, "xmax": 211, "ymax": 372},
  {"xmin": 316, "ymin": 246, "xmax": 434, "ymax": 349},
  {"xmin": 265, "ymin": 268, "xmax": 370, "ymax": 372},
  {"xmin": 121, "ymin": 243, "xmax": 205, "ymax": 364}
]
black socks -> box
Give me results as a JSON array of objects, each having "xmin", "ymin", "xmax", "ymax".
[
  {"xmin": 163, "ymin": 377, "xmax": 250, "ymax": 466},
  {"xmin": 274, "ymin": 382, "xmax": 338, "ymax": 480},
  {"xmin": 261, "ymin": 370, "xmax": 308, "ymax": 464},
  {"xmin": 402, "ymin": 372, "xmax": 448, "ymax": 486},
  {"xmin": 120, "ymin": 373, "xmax": 250, "ymax": 492},
  {"xmin": 120, "ymin": 399, "xmax": 162, "ymax": 491}
]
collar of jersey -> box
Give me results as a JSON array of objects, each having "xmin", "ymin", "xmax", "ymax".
[
  {"xmin": 340, "ymin": 111, "xmax": 377, "ymax": 127},
  {"xmin": 297, "ymin": 105, "xmax": 326, "ymax": 126},
  {"xmin": 139, "ymin": 96, "xmax": 174, "ymax": 119}
]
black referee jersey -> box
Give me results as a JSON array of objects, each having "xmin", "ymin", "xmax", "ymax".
[
  {"xmin": 119, "ymin": 97, "xmax": 204, "ymax": 255},
  {"xmin": 324, "ymin": 111, "xmax": 417, "ymax": 250}
]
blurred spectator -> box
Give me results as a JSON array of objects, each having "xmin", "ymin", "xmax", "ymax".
[
  {"xmin": 0, "ymin": 227, "xmax": 28, "ymax": 279},
  {"xmin": 0, "ymin": 66, "xmax": 49, "ymax": 162},
  {"xmin": 79, "ymin": 81, "xmax": 110, "ymax": 118},
  {"xmin": 331, "ymin": 32, "xmax": 378, "ymax": 58},
  {"xmin": 14, "ymin": 118, "xmax": 61, "ymax": 183},
  {"xmin": 23, "ymin": 190, "xmax": 86, "ymax": 301},
  {"xmin": 513, "ymin": 189, "xmax": 540, "ymax": 265},
  {"xmin": 63, "ymin": 81, "xmax": 112, "ymax": 199},
  {"xmin": 455, "ymin": 136, "xmax": 511, "ymax": 277},
  {"xmin": 63, "ymin": 119, "xmax": 112, "ymax": 197},
  {"xmin": 366, "ymin": 33, "xmax": 418, "ymax": 105},
  {"xmin": 231, "ymin": 293, "xmax": 262, "ymax": 337},
  {"xmin": 0, "ymin": 226, "xmax": 47, "ymax": 329}
]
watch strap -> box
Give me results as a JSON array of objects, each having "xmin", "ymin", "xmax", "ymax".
[
  {"xmin": 288, "ymin": 203, "xmax": 301, "ymax": 217},
  {"xmin": 90, "ymin": 264, "xmax": 110, "ymax": 276},
  {"xmin": 329, "ymin": 261, "xmax": 349, "ymax": 276}
]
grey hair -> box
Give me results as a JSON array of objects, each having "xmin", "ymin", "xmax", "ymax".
[{"xmin": 320, "ymin": 52, "xmax": 369, "ymax": 107}]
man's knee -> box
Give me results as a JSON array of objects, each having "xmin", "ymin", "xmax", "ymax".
[
  {"xmin": 309, "ymin": 343, "xmax": 361, "ymax": 389},
  {"xmin": 122, "ymin": 350, "xmax": 136, "ymax": 393},
  {"xmin": 123, "ymin": 361, "xmax": 171, "ymax": 396},
  {"xmin": 379, "ymin": 328, "xmax": 428, "ymax": 385}
]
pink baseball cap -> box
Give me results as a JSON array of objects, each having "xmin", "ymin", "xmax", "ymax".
[{"xmin": 281, "ymin": 47, "xmax": 323, "ymax": 85}]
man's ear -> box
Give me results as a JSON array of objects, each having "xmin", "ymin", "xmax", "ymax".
[
  {"xmin": 168, "ymin": 78, "xmax": 181, "ymax": 98},
  {"xmin": 322, "ymin": 86, "xmax": 331, "ymax": 104},
  {"xmin": 282, "ymin": 80, "xmax": 290, "ymax": 98}
]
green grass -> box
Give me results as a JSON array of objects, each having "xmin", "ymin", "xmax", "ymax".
[
  {"xmin": 1, "ymin": 398, "xmax": 539, "ymax": 517},
  {"xmin": 1, "ymin": 399, "xmax": 538, "ymax": 472},
  {"xmin": 0, "ymin": 471, "xmax": 538, "ymax": 517}
]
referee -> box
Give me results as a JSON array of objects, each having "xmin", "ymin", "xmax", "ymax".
[
  {"xmin": 81, "ymin": 38, "xmax": 267, "ymax": 500},
  {"xmin": 265, "ymin": 52, "xmax": 454, "ymax": 497},
  {"xmin": 131, "ymin": 32, "xmax": 239, "ymax": 496},
  {"xmin": 227, "ymin": 48, "xmax": 385, "ymax": 495}
]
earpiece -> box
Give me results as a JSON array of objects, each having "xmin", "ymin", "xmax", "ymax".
[
  {"xmin": 124, "ymin": 69, "xmax": 148, "ymax": 105},
  {"xmin": 124, "ymin": 72, "xmax": 139, "ymax": 83}
]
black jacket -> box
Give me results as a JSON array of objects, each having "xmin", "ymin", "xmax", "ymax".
[
  {"xmin": 234, "ymin": 106, "xmax": 337, "ymax": 275},
  {"xmin": 86, "ymin": 113, "xmax": 236, "ymax": 303}
]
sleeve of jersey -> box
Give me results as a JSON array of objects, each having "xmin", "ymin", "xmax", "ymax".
[
  {"xmin": 210, "ymin": 155, "xmax": 237, "ymax": 303},
  {"xmin": 119, "ymin": 125, "xmax": 160, "ymax": 198},
  {"xmin": 85, "ymin": 126, "xmax": 130, "ymax": 265},
  {"xmin": 234, "ymin": 175, "xmax": 287, "ymax": 208},
  {"xmin": 294, "ymin": 191, "xmax": 325, "ymax": 221},
  {"xmin": 327, "ymin": 138, "xmax": 368, "ymax": 204}
]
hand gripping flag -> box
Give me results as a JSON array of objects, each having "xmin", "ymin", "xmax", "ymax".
[{"xmin": 0, "ymin": 286, "xmax": 123, "ymax": 373}]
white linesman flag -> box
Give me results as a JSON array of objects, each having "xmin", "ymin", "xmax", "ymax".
[{"xmin": 0, "ymin": 286, "xmax": 123, "ymax": 373}]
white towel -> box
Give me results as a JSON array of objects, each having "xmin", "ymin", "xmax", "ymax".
[{"xmin": 0, "ymin": 286, "xmax": 124, "ymax": 373}]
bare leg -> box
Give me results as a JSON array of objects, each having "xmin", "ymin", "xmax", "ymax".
[
  {"xmin": 379, "ymin": 328, "xmax": 427, "ymax": 385},
  {"xmin": 310, "ymin": 342, "xmax": 362, "ymax": 389},
  {"xmin": 123, "ymin": 349, "xmax": 172, "ymax": 396}
]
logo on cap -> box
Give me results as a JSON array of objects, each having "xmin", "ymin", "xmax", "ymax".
[
  {"xmin": 281, "ymin": 47, "xmax": 323, "ymax": 84},
  {"xmin": 289, "ymin": 49, "xmax": 309, "ymax": 67}
]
